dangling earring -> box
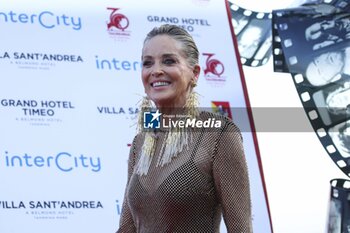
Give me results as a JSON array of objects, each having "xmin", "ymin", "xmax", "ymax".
[
  {"xmin": 191, "ymin": 79, "xmax": 197, "ymax": 88},
  {"xmin": 188, "ymin": 78, "xmax": 199, "ymax": 117},
  {"xmin": 156, "ymin": 90, "xmax": 200, "ymax": 167},
  {"xmin": 137, "ymin": 96, "xmax": 153, "ymax": 134},
  {"xmin": 136, "ymin": 132, "xmax": 156, "ymax": 175},
  {"xmin": 185, "ymin": 90, "xmax": 199, "ymax": 119},
  {"xmin": 135, "ymin": 96, "xmax": 156, "ymax": 176},
  {"xmin": 135, "ymin": 92, "xmax": 200, "ymax": 175}
]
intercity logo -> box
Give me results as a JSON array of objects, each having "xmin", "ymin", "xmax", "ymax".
[
  {"xmin": 94, "ymin": 55, "xmax": 141, "ymax": 71},
  {"xmin": 1, "ymin": 151, "xmax": 102, "ymax": 173},
  {"xmin": 0, "ymin": 10, "xmax": 82, "ymax": 30},
  {"xmin": 143, "ymin": 110, "xmax": 222, "ymax": 130},
  {"xmin": 106, "ymin": 7, "xmax": 131, "ymax": 39},
  {"xmin": 211, "ymin": 101, "xmax": 232, "ymax": 119}
]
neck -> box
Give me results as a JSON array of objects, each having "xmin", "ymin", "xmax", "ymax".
[
  {"xmin": 155, "ymin": 89, "xmax": 196, "ymax": 114},
  {"xmin": 156, "ymin": 96, "xmax": 188, "ymax": 115},
  {"xmin": 157, "ymin": 104, "xmax": 185, "ymax": 116}
]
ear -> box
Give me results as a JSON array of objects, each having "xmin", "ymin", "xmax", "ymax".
[{"xmin": 192, "ymin": 64, "xmax": 200, "ymax": 81}]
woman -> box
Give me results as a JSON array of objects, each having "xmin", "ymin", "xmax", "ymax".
[
  {"xmin": 305, "ymin": 47, "xmax": 350, "ymax": 86},
  {"xmin": 117, "ymin": 24, "xmax": 252, "ymax": 233}
]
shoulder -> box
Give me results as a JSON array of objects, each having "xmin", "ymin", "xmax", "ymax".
[
  {"xmin": 198, "ymin": 111, "xmax": 242, "ymax": 137},
  {"xmin": 130, "ymin": 133, "xmax": 145, "ymax": 152},
  {"xmin": 198, "ymin": 111, "xmax": 244, "ymax": 159},
  {"xmin": 128, "ymin": 133, "xmax": 144, "ymax": 160}
]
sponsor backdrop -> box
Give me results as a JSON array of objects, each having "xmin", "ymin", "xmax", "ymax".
[{"xmin": 0, "ymin": 0, "xmax": 271, "ymax": 232}]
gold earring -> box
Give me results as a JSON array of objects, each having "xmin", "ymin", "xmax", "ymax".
[
  {"xmin": 137, "ymin": 96, "xmax": 153, "ymax": 134},
  {"xmin": 185, "ymin": 91, "xmax": 199, "ymax": 118},
  {"xmin": 191, "ymin": 80, "xmax": 197, "ymax": 88}
]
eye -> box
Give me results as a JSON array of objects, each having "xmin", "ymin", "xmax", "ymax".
[
  {"xmin": 142, "ymin": 60, "xmax": 153, "ymax": 67},
  {"xmin": 163, "ymin": 58, "xmax": 176, "ymax": 65}
]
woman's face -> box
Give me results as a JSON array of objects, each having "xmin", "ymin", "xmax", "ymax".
[
  {"xmin": 306, "ymin": 51, "xmax": 344, "ymax": 86},
  {"xmin": 141, "ymin": 35, "xmax": 199, "ymax": 108}
]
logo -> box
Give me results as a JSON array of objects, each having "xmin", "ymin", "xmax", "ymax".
[
  {"xmin": 94, "ymin": 55, "xmax": 141, "ymax": 71},
  {"xmin": 203, "ymin": 53, "xmax": 225, "ymax": 77},
  {"xmin": 106, "ymin": 7, "xmax": 131, "ymax": 39},
  {"xmin": 97, "ymin": 106, "xmax": 139, "ymax": 115},
  {"xmin": 97, "ymin": 106, "xmax": 139, "ymax": 121},
  {"xmin": 0, "ymin": 51, "xmax": 84, "ymax": 70},
  {"xmin": 146, "ymin": 16, "xmax": 211, "ymax": 33},
  {"xmin": 0, "ymin": 201, "xmax": 103, "ymax": 209},
  {"xmin": 2, "ymin": 151, "xmax": 101, "ymax": 173},
  {"xmin": 0, "ymin": 98, "xmax": 75, "ymax": 126},
  {"xmin": 142, "ymin": 110, "xmax": 222, "ymax": 130},
  {"xmin": 202, "ymin": 53, "xmax": 227, "ymax": 86},
  {"xmin": 0, "ymin": 200, "xmax": 103, "ymax": 220},
  {"xmin": 212, "ymin": 101, "xmax": 232, "ymax": 119},
  {"xmin": 107, "ymin": 8, "xmax": 129, "ymax": 31},
  {"xmin": 143, "ymin": 110, "xmax": 162, "ymax": 129},
  {"xmin": 0, "ymin": 10, "xmax": 82, "ymax": 30}
]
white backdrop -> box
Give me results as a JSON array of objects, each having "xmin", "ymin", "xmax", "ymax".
[{"xmin": 0, "ymin": 0, "xmax": 271, "ymax": 232}]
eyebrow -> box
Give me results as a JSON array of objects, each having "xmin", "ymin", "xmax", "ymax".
[
  {"xmin": 142, "ymin": 53, "xmax": 179, "ymax": 60},
  {"xmin": 162, "ymin": 53, "xmax": 178, "ymax": 57},
  {"xmin": 314, "ymin": 61, "xmax": 322, "ymax": 76}
]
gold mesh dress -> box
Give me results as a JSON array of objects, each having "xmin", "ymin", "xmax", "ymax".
[{"xmin": 117, "ymin": 112, "xmax": 253, "ymax": 233}]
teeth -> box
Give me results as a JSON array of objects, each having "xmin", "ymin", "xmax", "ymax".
[{"xmin": 153, "ymin": 81, "xmax": 170, "ymax": 87}]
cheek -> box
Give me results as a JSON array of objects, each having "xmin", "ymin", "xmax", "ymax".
[
  {"xmin": 180, "ymin": 70, "xmax": 194, "ymax": 87},
  {"xmin": 141, "ymin": 70, "xmax": 149, "ymax": 88}
]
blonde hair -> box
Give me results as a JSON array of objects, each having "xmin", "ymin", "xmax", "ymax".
[{"xmin": 144, "ymin": 24, "xmax": 199, "ymax": 67}]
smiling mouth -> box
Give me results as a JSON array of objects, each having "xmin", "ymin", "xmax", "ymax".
[{"xmin": 151, "ymin": 81, "xmax": 171, "ymax": 87}]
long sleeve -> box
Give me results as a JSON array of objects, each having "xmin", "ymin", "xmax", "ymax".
[
  {"xmin": 116, "ymin": 136, "xmax": 138, "ymax": 233},
  {"xmin": 212, "ymin": 122, "xmax": 253, "ymax": 233}
]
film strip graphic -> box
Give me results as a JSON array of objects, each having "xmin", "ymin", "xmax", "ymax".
[
  {"xmin": 322, "ymin": 0, "xmax": 350, "ymax": 10},
  {"xmin": 273, "ymin": 0, "xmax": 350, "ymax": 176},
  {"xmin": 273, "ymin": 0, "xmax": 350, "ymax": 73},
  {"xmin": 328, "ymin": 179, "xmax": 350, "ymax": 232},
  {"xmin": 272, "ymin": 13, "xmax": 288, "ymax": 73},
  {"xmin": 228, "ymin": 0, "xmax": 272, "ymax": 67},
  {"xmin": 292, "ymin": 73, "xmax": 350, "ymax": 176}
]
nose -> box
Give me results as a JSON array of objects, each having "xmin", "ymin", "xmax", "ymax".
[{"xmin": 151, "ymin": 63, "xmax": 164, "ymax": 77}]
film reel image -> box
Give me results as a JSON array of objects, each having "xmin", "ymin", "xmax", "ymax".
[
  {"xmin": 328, "ymin": 179, "xmax": 350, "ymax": 233},
  {"xmin": 272, "ymin": 0, "xmax": 350, "ymax": 73},
  {"xmin": 228, "ymin": 0, "xmax": 319, "ymax": 67},
  {"xmin": 228, "ymin": 0, "xmax": 272, "ymax": 67},
  {"xmin": 328, "ymin": 198, "xmax": 342, "ymax": 233},
  {"xmin": 322, "ymin": 0, "xmax": 350, "ymax": 11},
  {"xmin": 273, "ymin": 0, "xmax": 350, "ymax": 176}
]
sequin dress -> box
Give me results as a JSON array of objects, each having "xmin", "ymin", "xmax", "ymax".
[{"xmin": 117, "ymin": 112, "xmax": 253, "ymax": 233}]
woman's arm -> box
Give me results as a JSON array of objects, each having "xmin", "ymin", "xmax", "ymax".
[
  {"xmin": 116, "ymin": 136, "xmax": 138, "ymax": 233},
  {"xmin": 213, "ymin": 122, "xmax": 253, "ymax": 233}
]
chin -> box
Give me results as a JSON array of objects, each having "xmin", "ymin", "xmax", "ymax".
[
  {"xmin": 149, "ymin": 94, "xmax": 174, "ymax": 106},
  {"xmin": 152, "ymin": 98, "xmax": 174, "ymax": 107}
]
